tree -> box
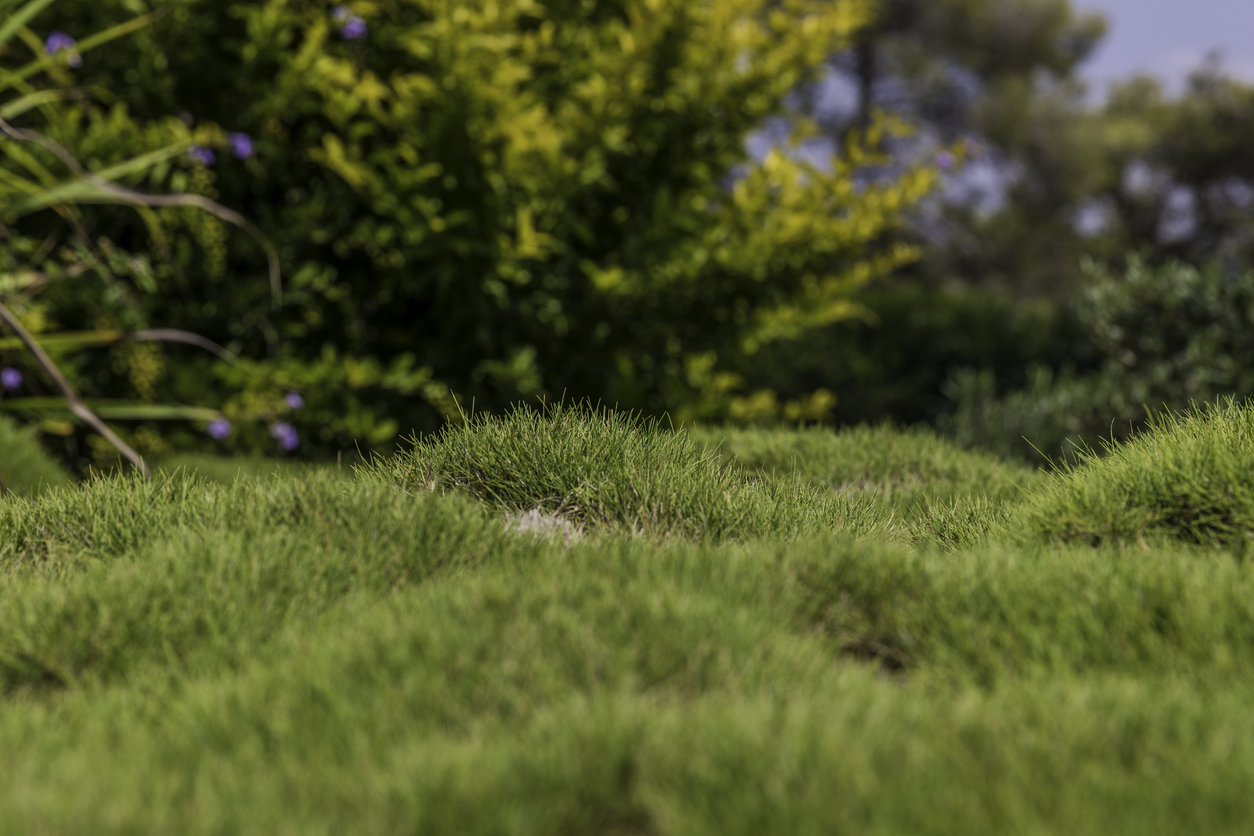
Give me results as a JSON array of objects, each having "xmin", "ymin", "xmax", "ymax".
[
  {"xmin": 1094, "ymin": 62, "xmax": 1254, "ymax": 270},
  {"xmin": 798, "ymin": 0, "xmax": 1109, "ymax": 294}
]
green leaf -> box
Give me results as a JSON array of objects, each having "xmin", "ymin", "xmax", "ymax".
[
  {"xmin": 0, "ymin": 0, "xmax": 58, "ymax": 51},
  {"xmin": 0, "ymin": 87, "xmax": 72, "ymax": 119},
  {"xmin": 2, "ymin": 142, "xmax": 191, "ymax": 217},
  {"xmin": 0, "ymin": 329, "xmax": 126, "ymax": 352},
  {"xmin": 0, "ymin": 397, "xmax": 223, "ymax": 421}
]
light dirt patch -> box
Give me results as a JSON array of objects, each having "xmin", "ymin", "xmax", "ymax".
[{"xmin": 504, "ymin": 508, "xmax": 584, "ymax": 543}]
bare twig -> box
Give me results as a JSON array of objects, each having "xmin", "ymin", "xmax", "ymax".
[
  {"xmin": 128, "ymin": 328, "xmax": 240, "ymax": 363},
  {"xmin": 0, "ymin": 298, "xmax": 150, "ymax": 478},
  {"xmin": 0, "ymin": 116, "xmax": 283, "ymax": 310}
]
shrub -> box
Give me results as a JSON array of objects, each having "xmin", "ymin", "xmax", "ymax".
[
  {"xmin": 734, "ymin": 281, "xmax": 1088, "ymax": 429},
  {"xmin": 11, "ymin": 0, "xmax": 939, "ymax": 461},
  {"xmin": 0, "ymin": 0, "xmax": 291, "ymax": 471},
  {"xmin": 942, "ymin": 256, "xmax": 1254, "ymax": 461}
]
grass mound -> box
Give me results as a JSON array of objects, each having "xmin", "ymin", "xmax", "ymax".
[
  {"xmin": 0, "ymin": 415, "xmax": 73, "ymax": 497},
  {"xmin": 1020, "ymin": 398, "xmax": 1254, "ymax": 547},
  {"xmin": 0, "ymin": 471, "xmax": 526, "ymax": 695},
  {"xmin": 684, "ymin": 423, "xmax": 1041, "ymax": 522},
  {"xmin": 8, "ymin": 410, "xmax": 1254, "ymax": 831},
  {"xmin": 377, "ymin": 401, "xmax": 896, "ymax": 542}
]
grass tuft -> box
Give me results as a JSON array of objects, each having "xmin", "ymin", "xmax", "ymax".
[
  {"xmin": 376, "ymin": 401, "xmax": 897, "ymax": 542},
  {"xmin": 1019, "ymin": 397, "xmax": 1254, "ymax": 547}
]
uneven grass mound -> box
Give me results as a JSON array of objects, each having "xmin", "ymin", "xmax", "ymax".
[
  {"xmin": 684, "ymin": 423, "xmax": 1041, "ymax": 521},
  {"xmin": 0, "ymin": 473, "xmax": 521, "ymax": 695},
  {"xmin": 0, "ymin": 415, "xmax": 73, "ymax": 497},
  {"xmin": 156, "ymin": 454, "xmax": 324, "ymax": 484},
  {"xmin": 378, "ymin": 402, "xmax": 896, "ymax": 541},
  {"xmin": 1021, "ymin": 398, "xmax": 1254, "ymax": 547},
  {"xmin": 6, "ymin": 416, "xmax": 1254, "ymax": 830}
]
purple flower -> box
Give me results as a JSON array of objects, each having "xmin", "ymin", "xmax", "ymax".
[
  {"xmin": 229, "ymin": 132, "xmax": 254, "ymax": 160},
  {"xmin": 188, "ymin": 145, "xmax": 216, "ymax": 165},
  {"xmin": 1, "ymin": 367, "xmax": 22, "ymax": 390},
  {"xmin": 340, "ymin": 18, "xmax": 367, "ymax": 39},
  {"xmin": 207, "ymin": 418, "xmax": 231, "ymax": 439},
  {"xmin": 270, "ymin": 421, "xmax": 299, "ymax": 451},
  {"xmin": 44, "ymin": 32, "xmax": 82, "ymax": 67},
  {"xmin": 333, "ymin": 7, "xmax": 368, "ymax": 40},
  {"xmin": 285, "ymin": 391, "xmax": 304, "ymax": 409},
  {"xmin": 935, "ymin": 151, "xmax": 956, "ymax": 171}
]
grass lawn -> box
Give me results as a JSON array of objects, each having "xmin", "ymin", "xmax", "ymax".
[{"xmin": 3, "ymin": 401, "xmax": 1254, "ymax": 833}]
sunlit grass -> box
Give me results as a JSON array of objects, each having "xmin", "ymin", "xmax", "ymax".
[{"xmin": 2, "ymin": 400, "xmax": 1254, "ymax": 832}]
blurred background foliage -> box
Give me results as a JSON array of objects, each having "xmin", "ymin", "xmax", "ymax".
[
  {"xmin": 733, "ymin": 0, "xmax": 1254, "ymax": 462},
  {"xmin": 3, "ymin": 0, "xmax": 1254, "ymax": 474},
  {"xmin": 0, "ymin": 0, "xmax": 939, "ymax": 471}
]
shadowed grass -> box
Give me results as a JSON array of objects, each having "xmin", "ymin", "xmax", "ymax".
[{"xmin": 0, "ymin": 415, "xmax": 73, "ymax": 497}]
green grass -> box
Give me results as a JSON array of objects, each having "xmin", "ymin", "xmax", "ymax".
[
  {"xmin": 155, "ymin": 452, "xmax": 360, "ymax": 485},
  {"xmin": 684, "ymin": 422, "xmax": 1044, "ymax": 521},
  {"xmin": 0, "ymin": 414, "xmax": 73, "ymax": 497},
  {"xmin": 382, "ymin": 402, "xmax": 898, "ymax": 542},
  {"xmin": 1017, "ymin": 397, "xmax": 1254, "ymax": 549},
  {"xmin": 4, "ymin": 400, "xmax": 1254, "ymax": 832}
]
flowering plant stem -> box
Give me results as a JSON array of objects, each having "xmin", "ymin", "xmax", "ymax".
[
  {"xmin": 0, "ymin": 116, "xmax": 282, "ymax": 309},
  {"xmin": 0, "ymin": 297, "xmax": 149, "ymax": 477}
]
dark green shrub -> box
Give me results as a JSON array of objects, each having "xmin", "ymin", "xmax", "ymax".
[
  {"xmin": 943, "ymin": 256, "xmax": 1254, "ymax": 461},
  {"xmin": 736, "ymin": 281, "xmax": 1088, "ymax": 429}
]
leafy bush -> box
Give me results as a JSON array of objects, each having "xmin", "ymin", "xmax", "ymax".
[
  {"xmin": 943, "ymin": 256, "xmax": 1254, "ymax": 460},
  {"xmin": 7, "ymin": 0, "xmax": 939, "ymax": 464},
  {"xmin": 733, "ymin": 281, "xmax": 1089, "ymax": 429},
  {"xmin": 0, "ymin": 0, "xmax": 289, "ymax": 472}
]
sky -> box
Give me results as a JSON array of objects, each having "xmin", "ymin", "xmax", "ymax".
[
  {"xmin": 749, "ymin": 0, "xmax": 1254, "ymax": 167},
  {"xmin": 1075, "ymin": 0, "xmax": 1254, "ymax": 97}
]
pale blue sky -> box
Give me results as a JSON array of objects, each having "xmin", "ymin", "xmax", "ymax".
[{"xmin": 1075, "ymin": 0, "xmax": 1254, "ymax": 96}]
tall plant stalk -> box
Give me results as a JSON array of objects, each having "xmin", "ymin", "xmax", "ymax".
[{"xmin": 0, "ymin": 0, "xmax": 280, "ymax": 477}]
